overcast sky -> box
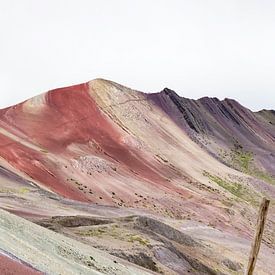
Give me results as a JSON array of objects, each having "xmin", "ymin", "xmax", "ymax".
[{"xmin": 0, "ymin": 0, "xmax": 274, "ymax": 110}]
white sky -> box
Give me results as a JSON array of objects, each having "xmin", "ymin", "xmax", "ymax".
[{"xmin": 0, "ymin": 0, "xmax": 274, "ymax": 111}]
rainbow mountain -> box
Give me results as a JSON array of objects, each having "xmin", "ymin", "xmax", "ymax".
[{"xmin": 0, "ymin": 79, "xmax": 274, "ymax": 274}]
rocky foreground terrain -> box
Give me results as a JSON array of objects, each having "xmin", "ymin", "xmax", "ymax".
[{"xmin": 0, "ymin": 79, "xmax": 274, "ymax": 274}]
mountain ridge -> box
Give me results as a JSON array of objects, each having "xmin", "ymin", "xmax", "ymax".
[
  {"xmin": 0, "ymin": 78, "xmax": 274, "ymax": 274},
  {"xmin": 1, "ymin": 78, "xmax": 273, "ymax": 113}
]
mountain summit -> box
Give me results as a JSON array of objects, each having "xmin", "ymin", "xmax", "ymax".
[{"xmin": 0, "ymin": 79, "xmax": 274, "ymax": 274}]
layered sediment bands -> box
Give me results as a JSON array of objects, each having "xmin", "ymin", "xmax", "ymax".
[
  {"xmin": 0, "ymin": 78, "xmax": 275, "ymax": 274},
  {"xmin": 149, "ymin": 89, "xmax": 275, "ymax": 176},
  {"xmin": 0, "ymin": 79, "xmax": 274, "ymax": 214},
  {"xmin": 0, "ymin": 80, "xmax": 238, "ymax": 209},
  {"xmin": 256, "ymin": 109, "xmax": 275, "ymax": 131},
  {"xmin": 0, "ymin": 82, "xmax": 173, "ymax": 204}
]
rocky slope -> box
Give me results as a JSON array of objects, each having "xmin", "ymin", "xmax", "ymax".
[
  {"xmin": 149, "ymin": 88, "xmax": 275, "ymax": 177},
  {"xmin": 0, "ymin": 79, "xmax": 274, "ymax": 274}
]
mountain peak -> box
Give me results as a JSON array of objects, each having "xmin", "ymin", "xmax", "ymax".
[{"xmin": 0, "ymin": 78, "xmax": 275, "ymax": 274}]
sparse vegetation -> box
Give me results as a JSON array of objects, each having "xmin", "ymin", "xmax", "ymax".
[
  {"xmin": 77, "ymin": 225, "xmax": 150, "ymax": 246},
  {"xmin": 127, "ymin": 235, "xmax": 150, "ymax": 246},
  {"xmin": 252, "ymin": 169, "xmax": 275, "ymax": 185},
  {"xmin": 203, "ymin": 171, "xmax": 260, "ymax": 206},
  {"xmin": 19, "ymin": 187, "xmax": 30, "ymax": 194},
  {"xmin": 0, "ymin": 187, "xmax": 30, "ymax": 194},
  {"xmin": 219, "ymin": 145, "xmax": 275, "ymax": 185},
  {"xmin": 78, "ymin": 227, "xmax": 107, "ymax": 237},
  {"xmin": 231, "ymin": 150, "xmax": 253, "ymax": 172}
]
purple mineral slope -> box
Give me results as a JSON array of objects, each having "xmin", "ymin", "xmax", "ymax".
[{"xmin": 148, "ymin": 88, "xmax": 275, "ymax": 178}]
